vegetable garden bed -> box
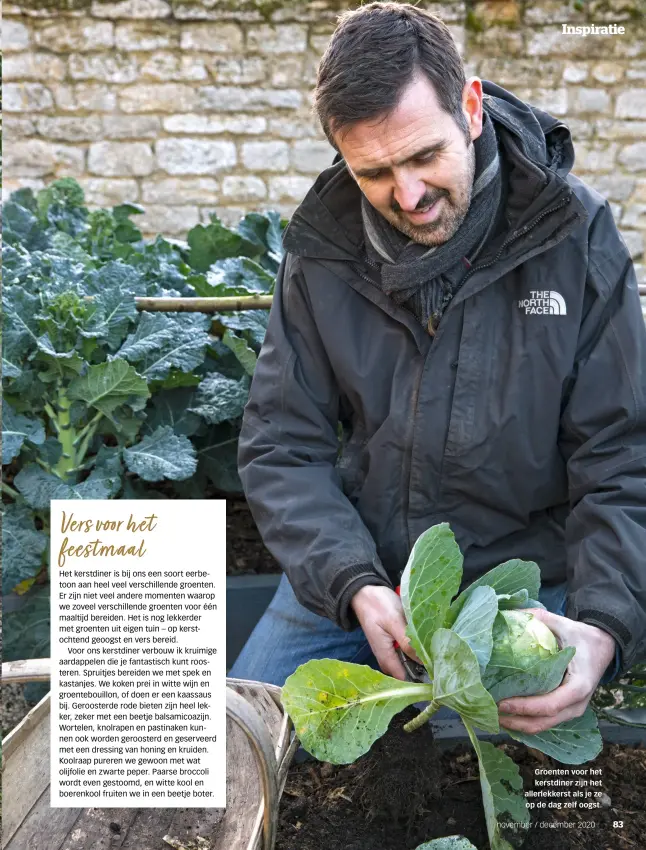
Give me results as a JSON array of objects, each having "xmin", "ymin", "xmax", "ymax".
[{"xmin": 275, "ymin": 707, "xmax": 646, "ymax": 850}]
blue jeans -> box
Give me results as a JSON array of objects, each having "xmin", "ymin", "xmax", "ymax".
[{"xmin": 229, "ymin": 574, "xmax": 569, "ymax": 685}]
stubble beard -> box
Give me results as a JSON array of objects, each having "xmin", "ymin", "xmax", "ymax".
[{"xmin": 389, "ymin": 141, "xmax": 476, "ymax": 248}]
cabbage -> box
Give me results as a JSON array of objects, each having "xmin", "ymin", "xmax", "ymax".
[
  {"xmin": 283, "ymin": 523, "xmax": 602, "ymax": 850},
  {"xmin": 488, "ymin": 609, "xmax": 558, "ymax": 673}
]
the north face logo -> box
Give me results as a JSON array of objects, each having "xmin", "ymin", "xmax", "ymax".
[{"xmin": 518, "ymin": 290, "xmax": 567, "ymax": 315}]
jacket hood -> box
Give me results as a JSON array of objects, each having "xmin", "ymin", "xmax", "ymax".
[{"xmin": 283, "ymin": 80, "xmax": 577, "ymax": 262}]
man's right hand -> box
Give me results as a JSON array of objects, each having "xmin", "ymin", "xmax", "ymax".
[{"xmin": 350, "ymin": 584, "xmax": 421, "ymax": 680}]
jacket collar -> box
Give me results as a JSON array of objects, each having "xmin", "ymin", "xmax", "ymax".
[{"xmin": 283, "ymin": 81, "xmax": 587, "ymax": 270}]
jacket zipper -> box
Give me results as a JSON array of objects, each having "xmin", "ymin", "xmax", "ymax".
[
  {"xmin": 454, "ymin": 193, "xmax": 573, "ymax": 296},
  {"xmin": 352, "ymin": 262, "xmax": 427, "ymax": 560}
]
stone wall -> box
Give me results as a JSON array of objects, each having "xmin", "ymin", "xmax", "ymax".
[{"xmin": 3, "ymin": 0, "xmax": 646, "ymax": 278}]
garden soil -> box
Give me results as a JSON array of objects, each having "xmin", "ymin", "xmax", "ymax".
[{"xmin": 276, "ymin": 708, "xmax": 646, "ymax": 850}]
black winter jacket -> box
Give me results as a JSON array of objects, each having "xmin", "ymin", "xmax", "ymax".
[{"xmin": 238, "ymin": 81, "xmax": 646, "ymax": 673}]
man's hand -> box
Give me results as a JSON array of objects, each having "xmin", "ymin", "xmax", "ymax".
[
  {"xmin": 350, "ymin": 585, "xmax": 421, "ymax": 680},
  {"xmin": 498, "ymin": 608, "xmax": 616, "ymax": 734}
]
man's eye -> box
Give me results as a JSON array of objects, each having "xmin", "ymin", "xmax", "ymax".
[{"xmin": 362, "ymin": 172, "xmax": 382, "ymax": 182}]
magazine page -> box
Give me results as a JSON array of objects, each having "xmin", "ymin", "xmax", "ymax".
[{"xmin": 2, "ymin": 2, "xmax": 645, "ymax": 850}]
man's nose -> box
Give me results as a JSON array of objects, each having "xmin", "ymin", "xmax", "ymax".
[{"xmin": 392, "ymin": 175, "xmax": 426, "ymax": 213}]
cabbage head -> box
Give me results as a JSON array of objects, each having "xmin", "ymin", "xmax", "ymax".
[{"xmin": 483, "ymin": 609, "xmax": 564, "ymax": 697}]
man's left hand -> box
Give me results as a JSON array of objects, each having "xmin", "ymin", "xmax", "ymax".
[{"xmin": 497, "ymin": 608, "xmax": 616, "ymax": 734}]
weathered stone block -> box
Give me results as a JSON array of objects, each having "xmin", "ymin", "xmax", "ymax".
[
  {"xmin": 103, "ymin": 115, "xmax": 162, "ymax": 138},
  {"xmin": 569, "ymin": 87, "xmax": 611, "ymax": 114},
  {"xmin": 221, "ymin": 175, "xmax": 267, "ymax": 201},
  {"xmin": 271, "ymin": 56, "xmax": 306, "ymax": 88},
  {"xmin": 620, "ymin": 230, "xmax": 644, "ymax": 258},
  {"xmin": 619, "ymin": 142, "xmax": 646, "ymax": 171},
  {"xmin": 586, "ymin": 0, "xmax": 640, "ymax": 23},
  {"xmin": 4, "ymin": 82, "xmax": 54, "ymax": 112},
  {"xmin": 143, "ymin": 177, "xmax": 220, "ymax": 203},
  {"xmin": 55, "ymin": 84, "xmax": 118, "ymax": 112},
  {"xmin": 69, "ymin": 53, "xmax": 139, "ymax": 83},
  {"xmin": 5, "ymin": 139, "xmax": 85, "ymax": 177},
  {"xmin": 596, "ymin": 120, "xmax": 646, "ymax": 140},
  {"xmin": 3, "ymin": 117, "xmax": 37, "ymax": 139},
  {"xmin": 574, "ymin": 143, "xmax": 618, "ymax": 172},
  {"xmin": 35, "ymin": 116, "xmax": 104, "ymax": 142},
  {"xmin": 518, "ymin": 88, "xmax": 568, "ymax": 116},
  {"xmin": 156, "ymin": 138, "xmax": 237, "ymax": 174},
  {"xmin": 173, "ymin": 3, "xmax": 263, "ymax": 23},
  {"xmin": 591, "ymin": 62, "xmax": 623, "ymax": 84},
  {"xmin": 627, "ymin": 62, "xmax": 646, "ymax": 80},
  {"xmin": 6, "ymin": 3, "xmax": 83, "ymax": 13},
  {"xmin": 472, "ymin": 1, "xmax": 520, "ymax": 26},
  {"xmin": 4, "ymin": 53, "xmax": 67, "ymax": 82},
  {"xmin": 91, "ymin": 0, "xmax": 171, "ymax": 19},
  {"xmin": 139, "ymin": 52, "xmax": 208, "ymax": 81},
  {"xmin": 269, "ymin": 3, "xmax": 340, "ymax": 25},
  {"xmin": 621, "ymin": 205, "xmax": 646, "ymax": 229},
  {"xmin": 33, "ymin": 20, "xmax": 114, "ymax": 52},
  {"xmin": 247, "ymin": 24, "xmax": 308, "ymax": 54},
  {"xmin": 583, "ymin": 174, "xmax": 636, "ymax": 202},
  {"xmin": 616, "ymin": 90, "xmax": 646, "ymax": 119},
  {"xmin": 242, "ymin": 141, "xmax": 290, "ymax": 172},
  {"xmin": 199, "ymin": 86, "xmax": 302, "ymax": 111},
  {"xmin": 268, "ymin": 116, "xmax": 322, "ymax": 139},
  {"xmin": 163, "ymin": 113, "xmax": 267, "ymax": 135},
  {"xmin": 120, "ymin": 83, "xmax": 199, "ymax": 112},
  {"xmin": 310, "ymin": 33, "xmax": 332, "ymax": 55},
  {"xmin": 469, "ymin": 24, "xmax": 522, "ymax": 57},
  {"xmin": 137, "ymin": 205, "xmax": 201, "ymax": 235},
  {"xmin": 4, "ymin": 20, "xmax": 31, "ymax": 51},
  {"xmin": 88, "ymin": 141, "xmax": 154, "ymax": 176},
  {"xmin": 83, "ymin": 177, "xmax": 140, "ymax": 206},
  {"xmin": 447, "ymin": 24, "xmax": 466, "ymax": 56},
  {"xmin": 424, "ymin": 2, "xmax": 466, "ymax": 23},
  {"xmin": 291, "ymin": 139, "xmax": 335, "ymax": 173},
  {"xmin": 563, "ymin": 63, "xmax": 588, "ymax": 83},
  {"xmin": 524, "ymin": 1, "xmax": 582, "ymax": 24},
  {"xmin": 269, "ymin": 175, "xmax": 314, "ymax": 203},
  {"xmin": 115, "ymin": 22, "xmax": 179, "ymax": 51},
  {"xmin": 479, "ymin": 58, "xmax": 563, "ymax": 87},
  {"xmin": 526, "ymin": 31, "xmax": 594, "ymax": 59},
  {"xmin": 180, "ymin": 23, "xmax": 244, "ymax": 52},
  {"xmin": 302, "ymin": 51, "xmax": 320, "ymax": 87},
  {"xmin": 3, "ymin": 178, "xmax": 46, "ymax": 204},
  {"xmin": 566, "ymin": 118, "xmax": 595, "ymax": 140},
  {"xmin": 206, "ymin": 57, "xmax": 267, "ymax": 85}
]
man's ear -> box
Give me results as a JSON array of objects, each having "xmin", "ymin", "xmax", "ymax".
[{"xmin": 463, "ymin": 77, "xmax": 484, "ymax": 141}]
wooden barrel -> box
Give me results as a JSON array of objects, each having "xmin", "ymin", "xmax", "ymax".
[{"xmin": 1, "ymin": 660, "xmax": 296, "ymax": 850}]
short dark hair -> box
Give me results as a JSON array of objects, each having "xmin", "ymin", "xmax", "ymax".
[{"xmin": 315, "ymin": 2, "xmax": 467, "ymax": 148}]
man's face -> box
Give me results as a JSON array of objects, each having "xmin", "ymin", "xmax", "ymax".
[{"xmin": 334, "ymin": 75, "xmax": 483, "ymax": 247}]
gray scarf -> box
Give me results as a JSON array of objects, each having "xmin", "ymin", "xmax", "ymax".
[{"xmin": 361, "ymin": 110, "xmax": 502, "ymax": 334}]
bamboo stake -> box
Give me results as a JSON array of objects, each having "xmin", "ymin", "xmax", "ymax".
[
  {"xmin": 2, "ymin": 658, "xmax": 51, "ymax": 684},
  {"xmin": 135, "ymin": 296, "xmax": 273, "ymax": 312},
  {"xmin": 90, "ymin": 286, "xmax": 646, "ymax": 314}
]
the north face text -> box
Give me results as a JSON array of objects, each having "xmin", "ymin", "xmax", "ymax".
[{"xmin": 518, "ymin": 291, "xmax": 567, "ymax": 315}]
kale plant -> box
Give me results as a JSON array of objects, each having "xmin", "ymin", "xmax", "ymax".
[
  {"xmin": 282, "ymin": 523, "xmax": 603, "ymax": 850},
  {"xmin": 2, "ymin": 178, "xmax": 284, "ymax": 666}
]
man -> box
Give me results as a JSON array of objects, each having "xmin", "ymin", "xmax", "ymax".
[{"xmin": 229, "ymin": 3, "xmax": 646, "ymax": 735}]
